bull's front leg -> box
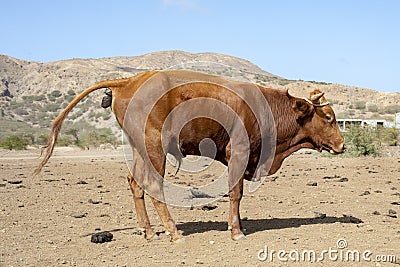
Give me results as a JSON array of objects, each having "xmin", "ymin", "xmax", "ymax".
[{"xmin": 228, "ymin": 176, "xmax": 245, "ymax": 240}]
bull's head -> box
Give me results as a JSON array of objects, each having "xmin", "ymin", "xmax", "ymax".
[{"xmin": 292, "ymin": 89, "xmax": 345, "ymax": 154}]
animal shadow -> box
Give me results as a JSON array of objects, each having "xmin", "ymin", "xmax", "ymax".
[{"xmin": 178, "ymin": 215, "xmax": 363, "ymax": 237}]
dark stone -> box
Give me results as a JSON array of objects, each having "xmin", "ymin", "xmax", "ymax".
[
  {"xmin": 359, "ymin": 191, "xmax": 370, "ymax": 196},
  {"xmin": 91, "ymin": 231, "xmax": 113, "ymax": 243},
  {"xmin": 201, "ymin": 205, "xmax": 217, "ymax": 211},
  {"xmin": 8, "ymin": 180, "xmax": 22, "ymax": 184}
]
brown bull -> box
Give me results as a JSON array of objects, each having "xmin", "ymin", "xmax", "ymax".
[{"xmin": 34, "ymin": 70, "xmax": 345, "ymax": 242}]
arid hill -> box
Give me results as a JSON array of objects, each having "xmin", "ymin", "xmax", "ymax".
[{"xmin": 1, "ymin": 50, "xmax": 399, "ymax": 134}]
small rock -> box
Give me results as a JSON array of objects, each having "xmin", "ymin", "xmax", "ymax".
[
  {"xmin": 323, "ymin": 174, "xmax": 340, "ymax": 179},
  {"xmin": 391, "ymin": 201, "xmax": 400, "ymax": 205},
  {"xmin": 306, "ymin": 182, "xmax": 317, "ymax": 186},
  {"xmin": 201, "ymin": 205, "xmax": 217, "ymax": 211},
  {"xmin": 338, "ymin": 178, "xmax": 348, "ymax": 182},
  {"xmin": 359, "ymin": 191, "xmax": 370, "ymax": 196},
  {"xmin": 8, "ymin": 180, "xmax": 22, "ymax": 184},
  {"xmin": 374, "ymin": 190, "xmax": 383, "ymax": 193},
  {"xmin": 209, "ymin": 240, "xmax": 215, "ymax": 245},
  {"xmin": 71, "ymin": 213, "xmax": 87, "ymax": 219},
  {"xmin": 88, "ymin": 199, "xmax": 101, "ymax": 204},
  {"xmin": 313, "ymin": 210, "xmax": 326, "ymax": 219},
  {"xmin": 196, "ymin": 259, "xmax": 203, "ymax": 264},
  {"xmin": 190, "ymin": 188, "xmax": 213, "ymax": 198},
  {"xmin": 76, "ymin": 180, "xmax": 88, "ymax": 184},
  {"xmin": 132, "ymin": 230, "xmax": 143, "ymax": 236},
  {"xmin": 372, "ymin": 211, "xmax": 381, "ymax": 215},
  {"xmin": 343, "ymin": 214, "xmax": 363, "ymax": 224},
  {"xmin": 387, "ymin": 209, "xmax": 397, "ymax": 218}
]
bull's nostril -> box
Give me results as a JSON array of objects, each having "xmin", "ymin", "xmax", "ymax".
[{"xmin": 342, "ymin": 144, "xmax": 347, "ymax": 151}]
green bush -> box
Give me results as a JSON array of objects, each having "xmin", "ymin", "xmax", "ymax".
[
  {"xmin": 44, "ymin": 103, "xmax": 60, "ymax": 113},
  {"xmin": 368, "ymin": 105, "xmax": 379, "ymax": 113},
  {"xmin": 64, "ymin": 94, "xmax": 75, "ymax": 102},
  {"xmin": 67, "ymin": 89, "xmax": 76, "ymax": 96},
  {"xmin": 0, "ymin": 135, "xmax": 30, "ymax": 150},
  {"xmin": 381, "ymin": 127, "xmax": 399, "ymax": 146},
  {"xmin": 50, "ymin": 90, "xmax": 62, "ymax": 98},
  {"xmin": 37, "ymin": 134, "xmax": 50, "ymax": 146},
  {"xmin": 381, "ymin": 105, "xmax": 400, "ymax": 114},
  {"xmin": 78, "ymin": 128, "xmax": 116, "ymax": 148},
  {"xmin": 344, "ymin": 126, "xmax": 380, "ymax": 157},
  {"xmin": 34, "ymin": 94, "xmax": 47, "ymax": 101},
  {"xmin": 354, "ymin": 101, "xmax": 366, "ymax": 110}
]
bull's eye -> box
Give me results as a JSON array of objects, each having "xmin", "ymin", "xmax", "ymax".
[{"xmin": 325, "ymin": 114, "xmax": 332, "ymax": 122}]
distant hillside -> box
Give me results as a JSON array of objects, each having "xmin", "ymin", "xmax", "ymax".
[{"xmin": 1, "ymin": 50, "xmax": 399, "ymax": 137}]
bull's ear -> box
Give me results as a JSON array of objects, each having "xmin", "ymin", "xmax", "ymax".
[{"xmin": 292, "ymin": 99, "xmax": 313, "ymax": 118}]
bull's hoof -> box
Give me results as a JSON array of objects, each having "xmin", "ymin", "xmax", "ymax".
[
  {"xmin": 232, "ymin": 233, "xmax": 246, "ymax": 241},
  {"xmin": 172, "ymin": 236, "xmax": 187, "ymax": 244},
  {"xmin": 231, "ymin": 229, "xmax": 246, "ymax": 241},
  {"xmin": 146, "ymin": 232, "xmax": 160, "ymax": 241}
]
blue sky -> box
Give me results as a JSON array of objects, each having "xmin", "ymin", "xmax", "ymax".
[{"xmin": 1, "ymin": 0, "xmax": 399, "ymax": 92}]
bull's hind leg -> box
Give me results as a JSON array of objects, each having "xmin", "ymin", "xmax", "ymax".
[
  {"xmin": 226, "ymin": 140, "xmax": 247, "ymax": 241},
  {"xmin": 228, "ymin": 176, "xmax": 245, "ymax": 241},
  {"xmin": 150, "ymin": 197, "xmax": 184, "ymax": 243},
  {"xmin": 127, "ymin": 173, "xmax": 158, "ymax": 240},
  {"xmin": 147, "ymin": 148, "xmax": 184, "ymax": 243}
]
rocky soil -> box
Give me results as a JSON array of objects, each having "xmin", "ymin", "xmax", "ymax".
[{"xmin": 1, "ymin": 147, "xmax": 400, "ymax": 266}]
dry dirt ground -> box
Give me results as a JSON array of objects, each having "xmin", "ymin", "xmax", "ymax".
[{"xmin": 1, "ymin": 147, "xmax": 400, "ymax": 267}]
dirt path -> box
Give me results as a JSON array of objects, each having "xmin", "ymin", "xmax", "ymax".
[{"xmin": 1, "ymin": 147, "xmax": 399, "ymax": 266}]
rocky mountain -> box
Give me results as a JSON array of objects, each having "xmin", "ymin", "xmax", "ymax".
[{"xmin": 1, "ymin": 50, "xmax": 399, "ymax": 136}]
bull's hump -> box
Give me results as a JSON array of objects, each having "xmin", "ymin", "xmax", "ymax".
[{"xmin": 161, "ymin": 69, "xmax": 248, "ymax": 89}]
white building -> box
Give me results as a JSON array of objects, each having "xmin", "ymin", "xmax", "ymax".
[{"xmin": 337, "ymin": 118, "xmax": 392, "ymax": 132}]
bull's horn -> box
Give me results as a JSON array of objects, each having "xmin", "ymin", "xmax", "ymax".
[{"xmin": 310, "ymin": 92, "xmax": 324, "ymax": 102}]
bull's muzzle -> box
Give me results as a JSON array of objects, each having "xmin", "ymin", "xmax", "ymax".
[{"xmin": 330, "ymin": 142, "xmax": 346, "ymax": 154}]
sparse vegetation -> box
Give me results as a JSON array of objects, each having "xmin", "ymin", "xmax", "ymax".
[
  {"xmin": 380, "ymin": 105, "xmax": 400, "ymax": 114},
  {"xmin": 343, "ymin": 125, "xmax": 381, "ymax": 157},
  {"xmin": 354, "ymin": 101, "xmax": 366, "ymax": 110},
  {"xmin": 0, "ymin": 135, "xmax": 30, "ymax": 150},
  {"xmin": 0, "ymin": 119, "xmax": 117, "ymax": 150},
  {"xmin": 50, "ymin": 90, "xmax": 62, "ymax": 98},
  {"xmin": 367, "ymin": 104, "xmax": 379, "ymax": 113}
]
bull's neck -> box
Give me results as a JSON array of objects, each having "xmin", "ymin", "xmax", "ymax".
[{"xmin": 258, "ymin": 87, "xmax": 312, "ymax": 174}]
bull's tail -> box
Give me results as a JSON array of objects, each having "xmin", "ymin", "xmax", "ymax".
[{"xmin": 33, "ymin": 79, "xmax": 126, "ymax": 175}]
